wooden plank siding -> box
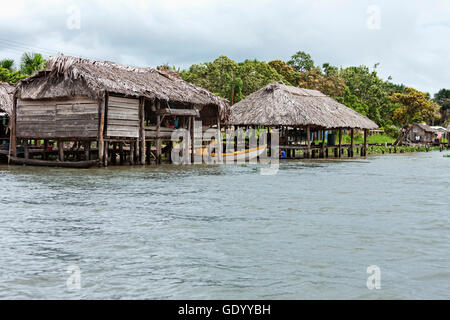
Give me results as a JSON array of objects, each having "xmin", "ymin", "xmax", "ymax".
[
  {"xmin": 16, "ymin": 98, "xmax": 99, "ymax": 139},
  {"xmin": 106, "ymin": 96, "xmax": 139, "ymax": 138}
]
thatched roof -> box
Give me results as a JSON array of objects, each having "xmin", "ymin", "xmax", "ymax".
[
  {"xmin": 0, "ymin": 82, "xmax": 14, "ymax": 117},
  {"xmin": 414, "ymin": 123, "xmax": 435, "ymax": 133},
  {"xmin": 15, "ymin": 56, "xmax": 229, "ymax": 119},
  {"xmin": 228, "ymin": 82, "xmax": 378, "ymax": 129}
]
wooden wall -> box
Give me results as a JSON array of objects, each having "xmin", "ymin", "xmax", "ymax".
[
  {"xmin": 16, "ymin": 98, "xmax": 99, "ymax": 139},
  {"xmin": 106, "ymin": 96, "xmax": 139, "ymax": 138}
]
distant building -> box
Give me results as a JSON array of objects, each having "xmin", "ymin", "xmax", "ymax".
[{"xmin": 407, "ymin": 123, "xmax": 436, "ymax": 144}]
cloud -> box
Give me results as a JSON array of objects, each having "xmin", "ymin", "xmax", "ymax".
[{"xmin": 0, "ymin": 0, "xmax": 448, "ymax": 94}]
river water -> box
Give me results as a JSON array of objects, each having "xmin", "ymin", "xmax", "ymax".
[{"xmin": 0, "ymin": 151, "xmax": 449, "ymax": 300}]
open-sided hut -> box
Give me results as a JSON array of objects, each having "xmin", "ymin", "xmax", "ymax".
[
  {"xmin": 0, "ymin": 82, "xmax": 14, "ymax": 151},
  {"xmin": 228, "ymin": 82, "xmax": 378, "ymax": 158},
  {"xmin": 11, "ymin": 56, "xmax": 228, "ymax": 167}
]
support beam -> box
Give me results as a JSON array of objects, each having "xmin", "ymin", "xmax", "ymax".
[
  {"xmin": 58, "ymin": 141, "xmax": 64, "ymax": 162},
  {"xmin": 129, "ymin": 141, "xmax": 135, "ymax": 165},
  {"xmin": 24, "ymin": 140, "xmax": 29, "ymax": 159},
  {"xmin": 139, "ymin": 98, "xmax": 146, "ymax": 165},
  {"xmin": 338, "ymin": 129, "xmax": 343, "ymax": 158},
  {"xmin": 189, "ymin": 117, "xmax": 194, "ymax": 164},
  {"xmin": 119, "ymin": 142, "xmax": 124, "ymax": 165},
  {"xmin": 306, "ymin": 126, "xmax": 311, "ymax": 159},
  {"xmin": 156, "ymin": 100, "xmax": 162, "ymax": 165},
  {"xmin": 321, "ymin": 130, "xmax": 326, "ymax": 158},
  {"xmin": 85, "ymin": 142, "xmax": 91, "ymax": 161},
  {"xmin": 363, "ymin": 129, "xmax": 368, "ymax": 156},
  {"xmin": 350, "ymin": 129, "xmax": 354, "ymax": 158},
  {"xmin": 104, "ymin": 141, "xmax": 109, "ymax": 167},
  {"xmin": 9, "ymin": 98, "xmax": 17, "ymax": 162},
  {"xmin": 111, "ymin": 142, "xmax": 117, "ymax": 165},
  {"xmin": 98, "ymin": 96, "xmax": 106, "ymax": 166}
]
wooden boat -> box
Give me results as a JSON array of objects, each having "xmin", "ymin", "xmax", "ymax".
[
  {"xmin": 196, "ymin": 144, "xmax": 267, "ymax": 162},
  {"xmin": 8, "ymin": 156, "xmax": 98, "ymax": 168}
]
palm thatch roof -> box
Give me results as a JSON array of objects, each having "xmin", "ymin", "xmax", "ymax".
[
  {"xmin": 15, "ymin": 56, "xmax": 229, "ymax": 119},
  {"xmin": 228, "ymin": 82, "xmax": 378, "ymax": 129},
  {"xmin": 0, "ymin": 82, "xmax": 14, "ymax": 117}
]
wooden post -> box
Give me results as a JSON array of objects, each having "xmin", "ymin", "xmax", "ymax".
[
  {"xmin": 306, "ymin": 126, "xmax": 311, "ymax": 159},
  {"xmin": 98, "ymin": 97, "xmax": 106, "ymax": 166},
  {"xmin": 363, "ymin": 129, "xmax": 368, "ymax": 156},
  {"xmin": 146, "ymin": 141, "xmax": 151, "ymax": 164},
  {"xmin": 58, "ymin": 141, "xmax": 64, "ymax": 162},
  {"xmin": 104, "ymin": 141, "xmax": 109, "ymax": 167},
  {"xmin": 217, "ymin": 112, "xmax": 222, "ymax": 164},
  {"xmin": 350, "ymin": 128, "xmax": 354, "ymax": 158},
  {"xmin": 139, "ymin": 98, "xmax": 146, "ymax": 165},
  {"xmin": 156, "ymin": 100, "xmax": 162, "ymax": 165},
  {"xmin": 119, "ymin": 142, "xmax": 124, "ymax": 165},
  {"xmin": 190, "ymin": 117, "xmax": 194, "ymax": 164},
  {"xmin": 321, "ymin": 130, "xmax": 326, "ymax": 158},
  {"xmin": 338, "ymin": 129, "xmax": 343, "ymax": 158},
  {"xmin": 9, "ymin": 98, "xmax": 17, "ymax": 162},
  {"xmin": 111, "ymin": 142, "xmax": 117, "ymax": 165},
  {"xmin": 448, "ymin": 131, "xmax": 450, "ymax": 150},
  {"xmin": 85, "ymin": 141, "xmax": 90, "ymax": 160},
  {"xmin": 130, "ymin": 140, "xmax": 135, "ymax": 165},
  {"xmin": 43, "ymin": 140, "xmax": 48, "ymax": 160},
  {"xmin": 24, "ymin": 140, "xmax": 29, "ymax": 159}
]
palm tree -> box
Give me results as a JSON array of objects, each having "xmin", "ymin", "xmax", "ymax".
[
  {"xmin": 20, "ymin": 52, "xmax": 46, "ymax": 75},
  {"xmin": 0, "ymin": 59, "xmax": 15, "ymax": 72}
]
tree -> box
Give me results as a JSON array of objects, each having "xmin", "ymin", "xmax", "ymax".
[
  {"xmin": 180, "ymin": 56, "xmax": 285, "ymax": 104},
  {"xmin": 0, "ymin": 59, "xmax": 15, "ymax": 72},
  {"xmin": 0, "ymin": 67, "xmax": 27, "ymax": 84},
  {"xmin": 287, "ymin": 51, "xmax": 315, "ymax": 72},
  {"xmin": 20, "ymin": 52, "xmax": 46, "ymax": 75},
  {"xmin": 433, "ymin": 89, "xmax": 450, "ymax": 123},
  {"xmin": 268, "ymin": 60, "xmax": 298, "ymax": 86},
  {"xmin": 391, "ymin": 88, "xmax": 441, "ymax": 128},
  {"xmin": 297, "ymin": 66, "xmax": 347, "ymax": 98}
]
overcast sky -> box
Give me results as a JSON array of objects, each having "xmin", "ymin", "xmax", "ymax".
[{"xmin": 0, "ymin": 0, "xmax": 449, "ymax": 95}]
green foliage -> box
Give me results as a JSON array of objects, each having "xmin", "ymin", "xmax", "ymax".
[
  {"xmin": 338, "ymin": 65, "xmax": 402, "ymax": 127},
  {"xmin": 0, "ymin": 59, "xmax": 15, "ymax": 72},
  {"xmin": 391, "ymin": 88, "xmax": 441, "ymax": 127},
  {"xmin": 180, "ymin": 56, "xmax": 284, "ymax": 104},
  {"xmin": 433, "ymin": 88, "xmax": 450, "ymax": 123},
  {"xmin": 20, "ymin": 52, "xmax": 46, "ymax": 75},
  {"xmin": 0, "ymin": 67, "xmax": 27, "ymax": 84},
  {"xmin": 268, "ymin": 60, "xmax": 298, "ymax": 86},
  {"xmin": 287, "ymin": 51, "xmax": 315, "ymax": 72}
]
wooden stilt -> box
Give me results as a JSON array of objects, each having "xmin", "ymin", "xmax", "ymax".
[
  {"xmin": 24, "ymin": 140, "xmax": 29, "ymax": 159},
  {"xmin": 321, "ymin": 130, "xmax": 326, "ymax": 158},
  {"xmin": 338, "ymin": 129, "xmax": 342, "ymax": 158},
  {"xmin": 85, "ymin": 142, "xmax": 90, "ymax": 160},
  {"xmin": 363, "ymin": 129, "xmax": 368, "ymax": 157},
  {"xmin": 119, "ymin": 142, "xmax": 124, "ymax": 165},
  {"xmin": 58, "ymin": 141, "xmax": 64, "ymax": 162},
  {"xmin": 104, "ymin": 142, "xmax": 109, "ymax": 167},
  {"xmin": 306, "ymin": 126, "xmax": 311, "ymax": 159},
  {"xmin": 111, "ymin": 142, "xmax": 117, "ymax": 165},
  {"xmin": 130, "ymin": 141, "xmax": 135, "ymax": 165},
  {"xmin": 139, "ymin": 98, "xmax": 146, "ymax": 165},
  {"xmin": 98, "ymin": 97, "xmax": 106, "ymax": 166},
  {"xmin": 350, "ymin": 129, "xmax": 354, "ymax": 158},
  {"xmin": 146, "ymin": 141, "xmax": 151, "ymax": 164},
  {"xmin": 156, "ymin": 100, "xmax": 162, "ymax": 165}
]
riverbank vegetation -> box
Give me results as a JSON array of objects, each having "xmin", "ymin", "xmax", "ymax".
[{"xmin": 1, "ymin": 50, "xmax": 449, "ymax": 139}]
